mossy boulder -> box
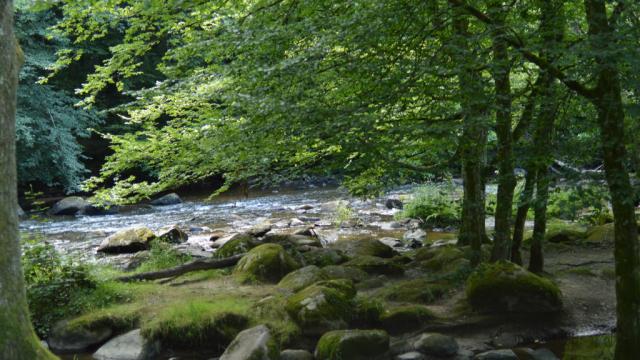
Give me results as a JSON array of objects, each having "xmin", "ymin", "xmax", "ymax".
[
  {"xmin": 234, "ymin": 243, "xmax": 301, "ymax": 283},
  {"xmin": 278, "ymin": 265, "xmax": 329, "ymax": 292},
  {"xmin": 544, "ymin": 221, "xmax": 588, "ymax": 244},
  {"xmin": 351, "ymin": 297, "xmax": 385, "ymax": 328},
  {"xmin": 376, "ymin": 278, "xmax": 450, "ymax": 304},
  {"xmin": 414, "ymin": 246, "xmax": 465, "ymax": 271},
  {"xmin": 219, "ymin": 325, "xmax": 279, "ymax": 360},
  {"xmin": 302, "ymin": 248, "xmax": 348, "ymax": 267},
  {"xmin": 413, "ymin": 332, "xmax": 459, "ymax": 357},
  {"xmin": 343, "ymin": 256, "xmax": 404, "ymax": 276},
  {"xmin": 322, "ymin": 265, "xmax": 368, "ymax": 283},
  {"xmin": 216, "ymin": 233, "xmax": 258, "ymax": 258},
  {"xmin": 466, "ymin": 261, "xmax": 563, "ymax": 313},
  {"xmin": 98, "ymin": 226, "xmax": 156, "ymax": 254},
  {"xmin": 48, "ymin": 320, "xmax": 113, "ymax": 353},
  {"xmin": 380, "ymin": 305, "xmax": 436, "ymax": 335},
  {"xmin": 330, "ymin": 237, "xmax": 395, "ymax": 258},
  {"xmin": 263, "ymin": 233, "xmax": 320, "ymax": 247},
  {"xmin": 285, "ymin": 280, "xmax": 357, "ymax": 335},
  {"xmin": 584, "ymin": 223, "xmax": 616, "ymax": 246},
  {"xmin": 314, "ymin": 329, "xmax": 389, "ymax": 360}
]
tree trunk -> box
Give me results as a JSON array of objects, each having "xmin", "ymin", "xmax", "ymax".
[
  {"xmin": 511, "ymin": 167, "xmax": 536, "ymax": 265},
  {"xmin": 453, "ymin": 8, "xmax": 488, "ymax": 266},
  {"xmin": 584, "ymin": 1, "xmax": 640, "ymax": 358},
  {"xmin": 488, "ymin": 3, "xmax": 516, "ymax": 262},
  {"xmin": 0, "ymin": 1, "xmax": 58, "ymax": 359}
]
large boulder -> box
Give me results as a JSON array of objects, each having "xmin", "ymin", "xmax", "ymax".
[
  {"xmin": 98, "ymin": 227, "xmax": 156, "ymax": 254},
  {"xmin": 285, "ymin": 280, "xmax": 356, "ymax": 335},
  {"xmin": 315, "ymin": 329, "xmax": 389, "ymax": 360},
  {"xmin": 233, "ymin": 243, "xmax": 301, "ymax": 283},
  {"xmin": 330, "ymin": 237, "xmax": 395, "ymax": 258},
  {"xmin": 343, "ymin": 255, "xmax": 404, "ymax": 276},
  {"xmin": 149, "ymin": 193, "xmax": 182, "ymax": 206},
  {"xmin": 380, "ymin": 305, "xmax": 436, "ymax": 335},
  {"xmin": 216, "ymin": 233, "xmax": 257, "ymax": 258},
  {"xmin": 278, "ymin": 265, "xmax": 329, "ymax": 292},
  {"xmin": 48, "ymin": 321, "xmax": 112, "ymax": 353},
  {"xmin": 302, "ymin": 248, "xmax": 348, "ymax": 267},
  {"xmin": 413, "ymin": 333, "xmax": 459, "ymax": 357},
  {"xmin": 219, "ymin": 325, "xmax": 279, "ymax": 360},
  {"xmin": 466, "ymin": 261, "xmax": 562, "ymax": 313},
  {"xmin": 93, "ymin": 329, "xmax": 160, "ymax": 360},
  {"xmin": 49, "ymin": 196, "xmax": 90, "ymax": 216}
]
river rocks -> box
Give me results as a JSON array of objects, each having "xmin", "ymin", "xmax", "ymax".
[
  {"xmin": 216, "ymin": 233, "xmax": 257, "ymax": 258},
  {"xmin": 395, "ymin": 352, "xmax": 425, "ymax": 360},
  {"xmin": 403, "ymin": 229, "xmax": 427, "ymax": 244},
  {"xmin": 233, "ymin": 243, "xmax": 301, "ymax": 283},
  {"xmin": 278, "ymin": 265, "xmax": 329, "ymax": 292},
  {"xmin": 93, "ymin": 329, "xmax": 160, "ymax": 360},
  {"xmin": 416, "ymin": 246, "xmax": 467, "ymax": 273},
  {"xmin": 413, "ymin": 333, "xmax": 459, "ymax": 357},
  {"xmin": 280, "ymin": 349, "xmax": 314, "ymax": 360},
  {"xmin": 330, "ymin": 237, "xmax": 395, "ymax": 258},
  {"xmin": 157, "ymin": 226, "xmax": 188, "ymax": 244},
  {"xmin": 466, "ymin": 261, "xmax": 563, "ymax": 313},
  {"xmin": 285, "ymin": 280, "xmax": 356, "ymax": 335},
  {"xmin": 48, "ymin": 321, "xmax": 113, "ymax": 353},
  {"xmin": 474, "ymin": 349, "xmax": 518, "ymax": 360},
  {"xmin": 98, "ymin": 226, "xmax": 156, "ymax": 254},
  {"xmin": 344, "ymin": 255, "xmax": 404, "ymax": 276},
  {"xmin": 219, "ymin": 325, "xmax": 279, "ymax": 360},
  {"xmin": 376, "ymin": 278, "xmax": 450, "ymax": 304},
  {"xmin": 149, "ymin": 193, "xmax": 182, "ymax": 206},
  {"xmin": 386, "ymin": 198, "xmax": 404, "ymax": 210},
  {"xmin": 249, "ymin": 223, "xmax": 272, "ymax": 237},
  {"xmin": 49, "ymin": 196, "xmax": 90, "ymax": 216},
  {"xmin": 322, "ymin": 265, "xmax": 368, "ymax": 283},
  {"xmin": 302, "ymin": 248, "xmax": 347, "ymax": 267},
  {"xmin": 314, "ymin": 329, "xmax": 389, "ymax": 360},
  {"xmin": 380, "ymin": 305, "xmax": 436, "ymax": 335}
]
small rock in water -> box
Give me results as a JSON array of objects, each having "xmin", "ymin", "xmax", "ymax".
[
  {"xmin": 157, "ymin": 225, "xmax": 189, "ymax": 244},
  {"xmin": 248, "ymin": 223, "xmax": 272, "ymax": 237},
  {"xmin": 297, "ymin": 204, "xmax": 315, "ymax": 211},
  {"xmin": 379, "ymin": 237, "xmax": 404, "ymax": 248},
  {"xmin": 413, "ymin": 333, "xmax": 459, "ymax": 357},
  {"xmin": 289, "ymin": 218, "xmax": 305, "ymax": 227},
  {"xmin": 93, "ymin": 329, "xmax": 161, "ymax": 360},
  {"xmin": 49, "ymin": 196, "xmax": 90, "ymax": 216},
  {"xmin": 474, "ymin": 349, "xmax": 518, "ymax": 360},
  {"xmin": 149, "ymin": 193, "xmax": 182, "ymax": 206},
  {"xmin": 403, "ymin": 229, "xmax": 427, "ymax": 243},
  {"xmin": 385, "ymin": 198, "xmax": 404, "ymax": 210},
  {"xmin": 98, "ymin": 226, "xmax": 156, "ymax": 254}
]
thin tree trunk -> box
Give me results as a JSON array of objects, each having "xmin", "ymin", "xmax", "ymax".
[
  {"xmin": 511, "ymin": 167, "xmax": 536, "ymax": 265},
  {"xmin": 488, "ymin": 3, "xmax": 516, "ymax": 262},
  {"xmin": 584, "ymin": 1, "xmax": 640, "ymax": 358},
  {"xmin": 0, "ymin": 1, "xmax": 58, "ymax": 358},
  {"xmin": 453, "ymin": 8, "xmax": 488, "ymax": 266}
]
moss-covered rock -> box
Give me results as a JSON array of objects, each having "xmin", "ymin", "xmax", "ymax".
[
  {"xmin": 263, "ymin": 233, "xmax": 320, "ymax": 247},
  {"xmin": 322, "ymin": 265, "xmax": 368, "ymax": 283},
  {"xmin": 414, "ymin": 246, "xmax": 464, "ymax": 271},
  {"xmin": 351, "ymin": 297, "xmax": 385, "ymax": 328},
  {"xmin": 343, "ymin": 256, "xmax": 404, "ymax": 276},
  {"xmin": 466, "ymin": 261, "xmax": 563, "ymax": 313},
  {"xmin": 219, "ymin": 325, "xmax": 279, "ymax": 360},
  {"xmin": 48, "ymin": 320, "xmax": 113, "ymax": 353},
  {"xmin": 543, "ymin": 221, "xmax": 588, "ymax": 244},
  {"xmin": 413, "ymin": 332, "xmax": 459, "ymax": 357},
  {"xmin": 216, "ymin": 233, "xmax": 258, "ymax": 258},
  {"xmin": 278, "ymin": 266, "xmax": 329, "ymax": 292},
  {"xmin": 98, "ymin": 226, "xmax": 156, "ymax": 254},
  {"xmin": 314, "ymin": 329, "xmax": 389, "ymax": 360},
  {"xmin": 302, "ymin": 248, "xmax": 348, "ymax": 267},
  {"xmin": 584, "ymin": 223, "xmax": 616, "ymax": 246},
  {"xmin": 234, "ymin": 243, "xmax": 301, "ymax": 283},
  {"xmin": 285, "ymin": 280, "xmax": 356, "ymax": 335},
  {"xmin": 330, "ymin": 237, "xmax": 395, "ymax": 258},
  {"xmin": 380, "ymin": 305, "xmax": 435, "ymax": 335},
  {"xmin": 376, "ymin": 278, "xmax": 450, "ymax": 304}
]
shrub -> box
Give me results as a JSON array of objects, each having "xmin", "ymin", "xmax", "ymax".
[
  {"xmin": 136, "ymin": 240, "xmax": 191, "ymax": 273},
  {"xmin": 334, "ymin": 201, "xmax": 356, "ymax": 227},
  {"xmin": 547, "ymin": 184, "xmax": 610, "ymax": 224},
  {"xmin": 398, "ymin": 185, "xmax": 461, "ymax": 228}
]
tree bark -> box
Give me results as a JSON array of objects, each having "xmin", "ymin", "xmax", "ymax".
[
  {"xmin": 584, "ymin": 1, "xmax": 640, "ymax": 358},
  {"xmin": 488, "ymin": 2, "xmax": 516, "ymax": 262},
  {"xmin": 511, "ymin": 167, "xmax": 536, "ymax": 265},
  {"xmin": 0, "ymin": 1, "xmax": 58, "ymax": 358},
  {"xmin": 452, "ymin": 7, "xmax": 488, "ymax": 266}
]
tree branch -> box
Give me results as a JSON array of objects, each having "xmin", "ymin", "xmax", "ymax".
[{"xmin": 116, "ymin": 254, "xmax": 245, "ymax": 282}]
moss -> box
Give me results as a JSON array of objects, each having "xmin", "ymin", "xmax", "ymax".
[
  {"xmin": 600, "ymin": 267, "xmax": 616, "ymax": 280},
  {"xmin": 351, "ymin": 297, "xmax": 385, "ymax": 328},
  {"xmin": 285, "ymin": 281, "xmax": 356, "ymax": 335},
  {"xmin": 561, "ymin": 267, "xmax": 599, "ymax": 277},
  {"xmin": 215, "ymin": 234, "xmax": 257, "ymax": 258},
  {"xmin": 330, "ymin": 236, "xmax": 395, "ymax": 258},
  {"xmin": 250, "ymin": 295, "xmax": 301, "ymax": 347},
  {"xmin": 278, "ymin": 265, "xmax": 329, "ymax": 292},
  {"xmin": 544, "ymin": 221, "xmax": 588, "ymax": 244},
  {"xmin": 141, "ymin": 299, "xmax": 250, "ymax": 350},
  {"xmin": 584, "ymin": 223, "xmax": 615, "ymax": 246},
  {"xmin": 322, "ymin": 265, "xmax": 368, "ymax": 283},
  {"xmin": 65, "ymin": 303, "xmax": 142, "ymax": 333},
  {"xmin": 343, "ymin": 256, "xmax": 404, "ymax": 276},
  {"xmin": 466, "ymin": 261, "xmax": 563, "ymax": 313},
  {"xmin": 302, "ymin": 248, "xmax": 348, "ymax": 267},
  {"xmin": 380, "ymin": 305, "xmax": 435, "ymax": 335},
  {"xmin": 233, "ymin": 243, "xmax": 301, "ymax": 284},
  {"xmin": 415, "ymin": 246, "xmax": 464, "ymax": 270},
  {"xmin": 376, "ymin": 278, "xmax": 451, "ymax": 304},
  {"xmin": 314, "ymin": 329, "xmax": 389, "ymax": 360}
]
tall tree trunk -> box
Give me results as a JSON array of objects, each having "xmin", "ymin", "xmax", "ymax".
[
  {"xmin": 453, "ymin": 8, "xmax": 488, "ymax": 266},
  {"xmin": 584, "ymin": 1, "xmax": 640, "ymax": 358},
  {"xmin": 0, "ymin": 1, "xmax": 58, "ymax": 359},
  {"xmin": 511, "ymin": 167, "xmax": 536, "ymax": 265},
  {"xmin": 488, "ymin": 3, "xmax": 516, "ymax": 262}
]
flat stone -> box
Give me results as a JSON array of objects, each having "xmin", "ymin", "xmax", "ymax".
[
  {"xmin": 219, "ymin": 325, "xmax": 278, "ymax": 360},
  {"xmin": 395, "ymin": 351, "xmax": 425, "ymax": 360},
  {"xmin": 474, "ymin": 349, "xmax": 519, "ymax": 360},
  {"xmin": 93, "ymin": 329, "xmax": 160, "ymax": 360}
]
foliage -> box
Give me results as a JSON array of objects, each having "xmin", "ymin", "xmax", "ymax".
[
  {"xmin": 398, "ymin": 184, "xmax": 461, "ymax": 228},
  {"xmin": 546, "ymin": 184, "xmax": 611, "ymax": 224},
  {"xmin": 333, "ymin": 201, "xmax": 356, "ymax": 227},
  {"xmin": 136, "ymin": 240, "xmax": 191, "ymax": 273},
  {"xmin": 15, "ymin": 7, "xmax": 102, "ymax": 191}
]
